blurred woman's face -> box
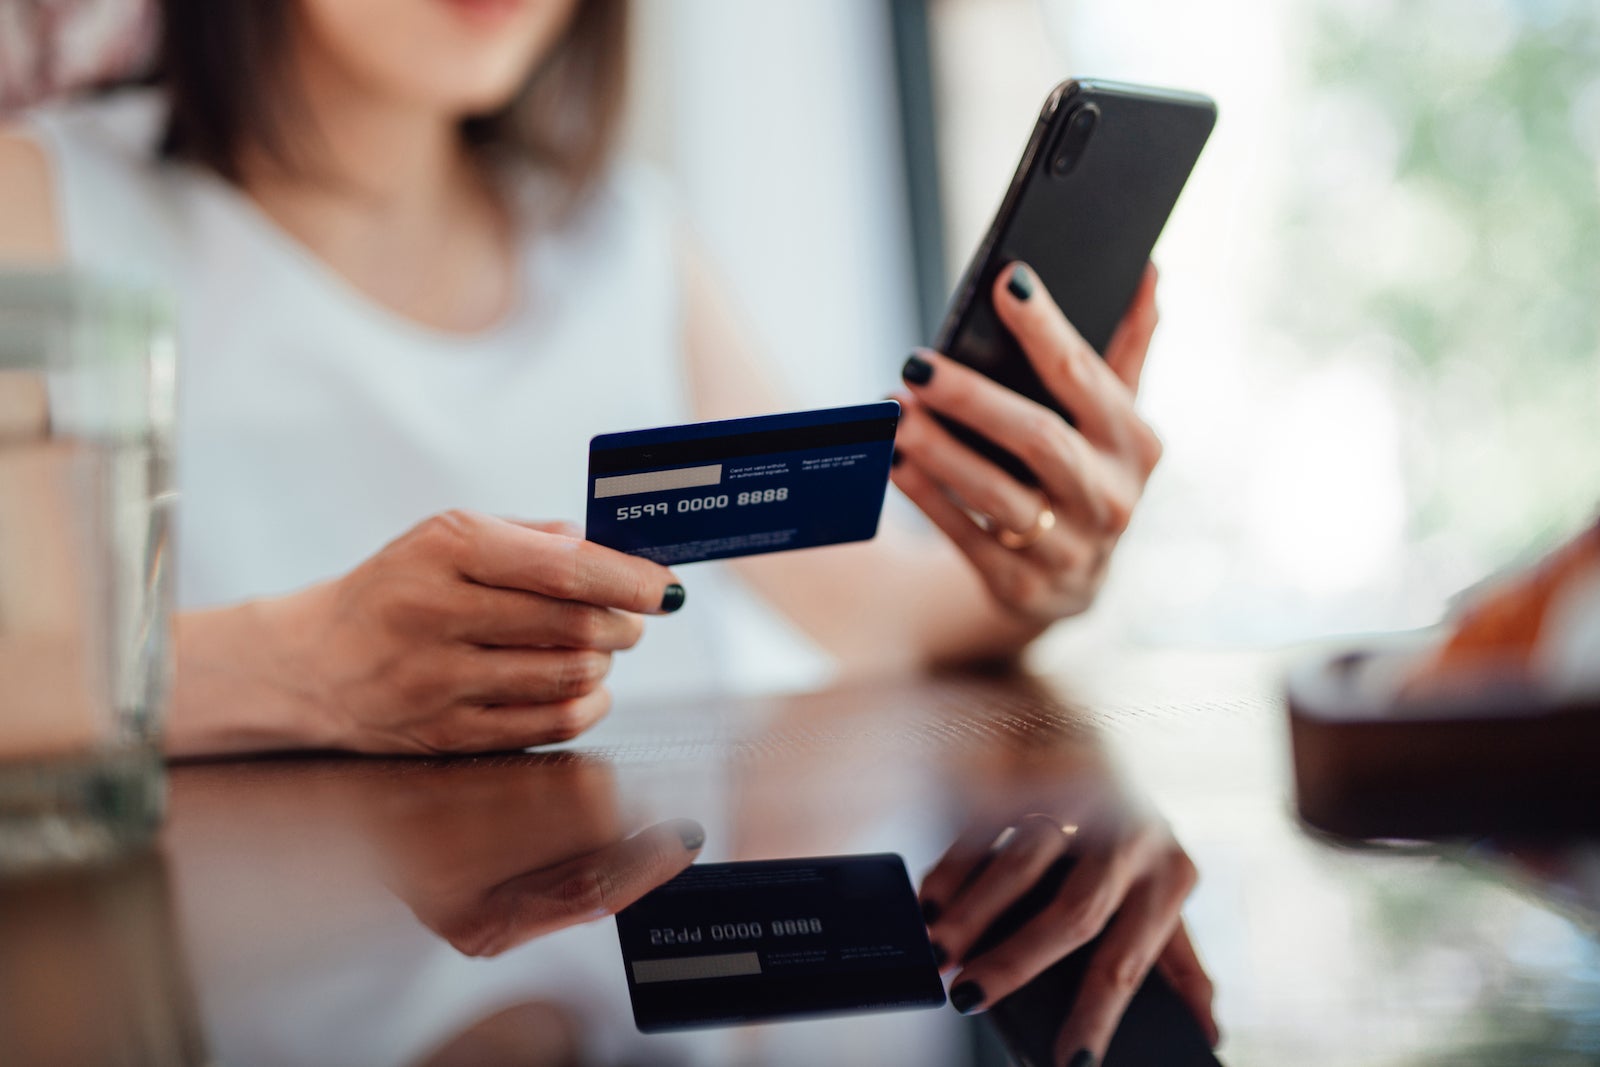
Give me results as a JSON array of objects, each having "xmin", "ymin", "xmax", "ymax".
[{"xmin": 294, "ymin": 0, "xmax": 582, "ymax": 116}]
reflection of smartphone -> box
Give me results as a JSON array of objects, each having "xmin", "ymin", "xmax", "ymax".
[
  {"xmin": 933, "ymin": 79, "xmax": 1216, "ymax": 483},
  {"xmin": 974, "ymin": 856, "xmax": 1222, "ymax": 1067}
]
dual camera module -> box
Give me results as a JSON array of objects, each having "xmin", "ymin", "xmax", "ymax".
[{"xmin": 1049, "ymin": 103, "xmax": 1100, "ymax": 177}]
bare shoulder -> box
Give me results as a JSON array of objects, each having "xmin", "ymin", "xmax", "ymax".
[{"xmin": 0, "ymin": 127, "xmax": 62, "ymax": 264}]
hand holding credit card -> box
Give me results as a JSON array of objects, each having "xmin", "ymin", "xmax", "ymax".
[{"xmin": 586, "ymin": 402, "xmax": 900, "ymax": 566}]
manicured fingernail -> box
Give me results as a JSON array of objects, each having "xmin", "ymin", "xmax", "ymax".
[
  {"xmin": 901, "ymin": 353, "xmax": 934, "ymax": 386},
  {"xmin": 675, "ymin": 820, "xmax": 705, "ymax": 851},
  {"xmin": 1007, "ymin": 264, "xmax": 1034, "ymax": 301},
  {"xmin": 890, "ymin": 448, "xmax": 905, "ymax": 469},
  {"xmin": 930, "ymin": 941, "xmax": 949, "ymax": 967},
  {"xmin": 920, "ymin": 898, "xmax": 940, "ymax": 923},
  {"xmin": 1066, "ymin": 1051, "xmax": 1096, "ymax": 1067},
  {"xmin": 949, "ymin": 981, "xmax": 984, "ymax": 1015},
  {"xmin": 660, "ymin": 584, "xmax": 686, "ymax": 613}
]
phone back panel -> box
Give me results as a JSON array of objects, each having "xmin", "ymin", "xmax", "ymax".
[{"xmin": 933, "ymin": 80, "xmax": 1215, "ymax": 481}]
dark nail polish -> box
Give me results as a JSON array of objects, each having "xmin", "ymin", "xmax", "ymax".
[
  {"xmin": 920, "ymin": 898, "xmax": 941, "ymax": 923},
  {"xmin": 890, "ymin": 448, "xmax": 905, "ymax": 469},
  {"xmin": 675, "ymin": 820, "xmax": 705, "ymax": 851},
  {"xmin": 660, "ymin": 583, "xmax": 686, "ymax": 613},
  {"xmin": 901, "ymin": 353, "xmax": 934, "ymax": 386},
  {"xmin": 1066, "ymin": 1051, "xmax": 1096, "ymax": 1067},
  {"xmin": 949, "ymin": 981, "xmax": 984, "ymax": 1015},
  {"xmin": 930, "ymin": 941, "xmax": 949, "ymax": 968},
  {"xmin": 1007, "ymin": 264, "xmax": 1034, "ymax": 301}
]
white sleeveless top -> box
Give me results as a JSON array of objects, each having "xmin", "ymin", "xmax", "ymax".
[{"xmin": 26, "ymin": 90, "xmax": 738, "ymax": 699}]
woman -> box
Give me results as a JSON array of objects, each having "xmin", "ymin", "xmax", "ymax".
[{"xmin": 0, "ymin": 0, "xmax": 1165, "ymax": 756}]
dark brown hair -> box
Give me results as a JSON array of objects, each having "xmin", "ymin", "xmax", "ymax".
[{"xmin": 155, "ymin": 0, "xmax": 629, "ymax": 206}]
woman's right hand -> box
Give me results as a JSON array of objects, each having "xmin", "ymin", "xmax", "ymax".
[{"xmin": 244, "ymin": 510, "xmax": 684, "ymax": 755}]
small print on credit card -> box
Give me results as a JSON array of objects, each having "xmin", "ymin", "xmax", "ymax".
[
  {"xmin": 615, "ymin": 854, "xmax": 945, "ymax": 1032},
  {"xmin": 585, "ymin": 402, "xmax": 900, "ymax": 566}
]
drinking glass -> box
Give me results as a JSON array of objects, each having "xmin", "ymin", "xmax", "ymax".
[{"xmin": 0, "ymin": 270, "xmax": 176, "ymax": 875}]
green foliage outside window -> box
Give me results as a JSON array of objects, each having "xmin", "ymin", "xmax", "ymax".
[{"xmin": 1281, "ymin": 0, "xmax": 1600, "ymax": 563}]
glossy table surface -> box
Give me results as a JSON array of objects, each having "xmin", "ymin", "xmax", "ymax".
[{"xmin": 4, "ymin": 649, "xmax": 1598, "ymax": 1066}]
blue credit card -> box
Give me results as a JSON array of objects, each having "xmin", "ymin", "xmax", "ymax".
[
  {"xmin": 586, "ymin": 402, "xmax": 900, "ymax": 566},
  {"xmin": 614, "ymin": 854, "xmax": 946, "ymax": 1033}
]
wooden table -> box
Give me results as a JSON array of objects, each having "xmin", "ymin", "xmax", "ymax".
[{"xmin": 3, "ymin": 650, "xmax": 1597, "ymax": 1066}]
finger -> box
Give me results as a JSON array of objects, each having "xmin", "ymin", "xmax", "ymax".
[
  {"xmin": 456, "ymin": 586, "xmax": 645, "ymax": 651},
  {"xmin": 990, "ymin": 262, "xmax": 1135, "ymax": 446},
  {"xmin": 432, "ymin": 510, "xmax": 685, "ymax": 614},
  {"xmin": 453, "ymin": 818, "xmax": 705, "ymax": 956},
  {"xmin": 898, "ymin": 352, "xmax": 1103, "ymax": 515},
  {"xmin": 946, "ymin": 832, "xmax": 1159, "ymax": 1012},
  {"xmin": 928, "ymin": 817, "xmax": 1075, "ymax": 968},
  {"xmin": 420, "ymin": 686, "xmax": 614, "ymax": 752},
  {"xmin": 453, "ymin": 647, "xmax": 614, "ymax": 706},
  {"xmin": 507, "ymin": 518, "xmax": 584, "ymax": 539},
  {"xmin": 1155, "ymin": 922, "xmax": 1219, "ymax": 1047},
  {"xmin": 1052, "ymin": 858, "xmax": 1196, "ymax": 1063},
  {"xmin": 1103, "ymin": 263, "xmax": 1159, "ymax": 395},
  {"xmin": 890, "ymin": 453, "xmax": 1033, "ymax": 590},
  {"xmin": 919, "ymin": 822, "xmax": 1010, "ymax": 927},
  {"xmin": 892, "ymin": 439, "xmax": 1112, "ymax": 614},
  {"xmin": 894, "ymin": 381, "xmax": 1140, "ymax": 560},
  {"xmin": 894, "ymin": 401, "xmax": 1054, "ymax": 536}
]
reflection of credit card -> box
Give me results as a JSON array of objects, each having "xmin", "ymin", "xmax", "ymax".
[
  {"xmin": 614, "ymin": 854, "xmax": 945, "ymax": 1033},
  {"xmin": 586, "ymin": 402, "xmax": 899, "ymax": 566}
]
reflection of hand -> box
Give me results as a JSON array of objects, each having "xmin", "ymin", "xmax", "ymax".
[
  {"xmin": 360, "ymin": 760, "xmax": 703, "ymax": 957},
  {"xmin": 918, "ymin": 802, "xmax": 1217, "ymax": 1063},
  {"xmin": 256, "ymin": 512, "xmax": 685, "ymax": 754},
  {"xmin": 415, "ymin": 818, "xmax": 704, "ymax": 957},
  {"xmin": 891, "ymin": 262, "xmax": 1163, "ymax": 624}
]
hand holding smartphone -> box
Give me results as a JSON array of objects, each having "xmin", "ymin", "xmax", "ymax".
[
  {"xmin": 889, "ymin": 77, "xmax": 1214, "ymax": 625},
  {"xmin": 930, "ymin": 79, "xmax": 1215, "ymax": 483}
]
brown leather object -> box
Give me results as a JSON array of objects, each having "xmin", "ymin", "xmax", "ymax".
[{"xmin": 1286, "ymin": 647, "xmax": 1600, "ymax": 841}]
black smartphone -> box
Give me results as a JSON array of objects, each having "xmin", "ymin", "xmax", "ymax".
[
  {"xmin": 932, "ymin": 79, "xmax": 1216, "ymax": 483},
  {"xmin": 972, "ymin": 856, "xmax": 1222, "ymax": 1067}
]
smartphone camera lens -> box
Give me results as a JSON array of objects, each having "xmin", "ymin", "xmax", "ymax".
[{"xmin": 1051, "ymin": 103, "xmax": 1100, "ymax": 176}]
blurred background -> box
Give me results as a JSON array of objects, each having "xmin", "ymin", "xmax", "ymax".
[
  {"xmin": 626, "ymin": 0, "xmax": 1600, "ymax": 661},
  {"xmin": 5, "ymin": 0, "xmax": 1599, "ymax": 658}
]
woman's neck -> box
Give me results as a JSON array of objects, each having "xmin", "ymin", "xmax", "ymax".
[{"xmin": 239, "ymin": 40, "xmax": 515, "ymax": 334}]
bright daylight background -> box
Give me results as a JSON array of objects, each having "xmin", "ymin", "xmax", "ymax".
[{"xmin": 632, "ymin": 0, "xmax": 1600, "ymax": 673}]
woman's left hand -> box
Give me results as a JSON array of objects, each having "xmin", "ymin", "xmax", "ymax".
[
  {"xmin": 359, "ymin": 759, "xmax": 704, "ymax": 957},
  {"xmin": 891, "ymin": 261, "xmax": 1164, "ymax": 624}
]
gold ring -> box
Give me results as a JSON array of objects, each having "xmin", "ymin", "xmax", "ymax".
[
  {"xmin": 1017, "ymin": 812, "xmax": 1079, "ymax": 839},
  {"xmin": 996, "ymin": 502, "xmax": 1056, "ymax": 550}
]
